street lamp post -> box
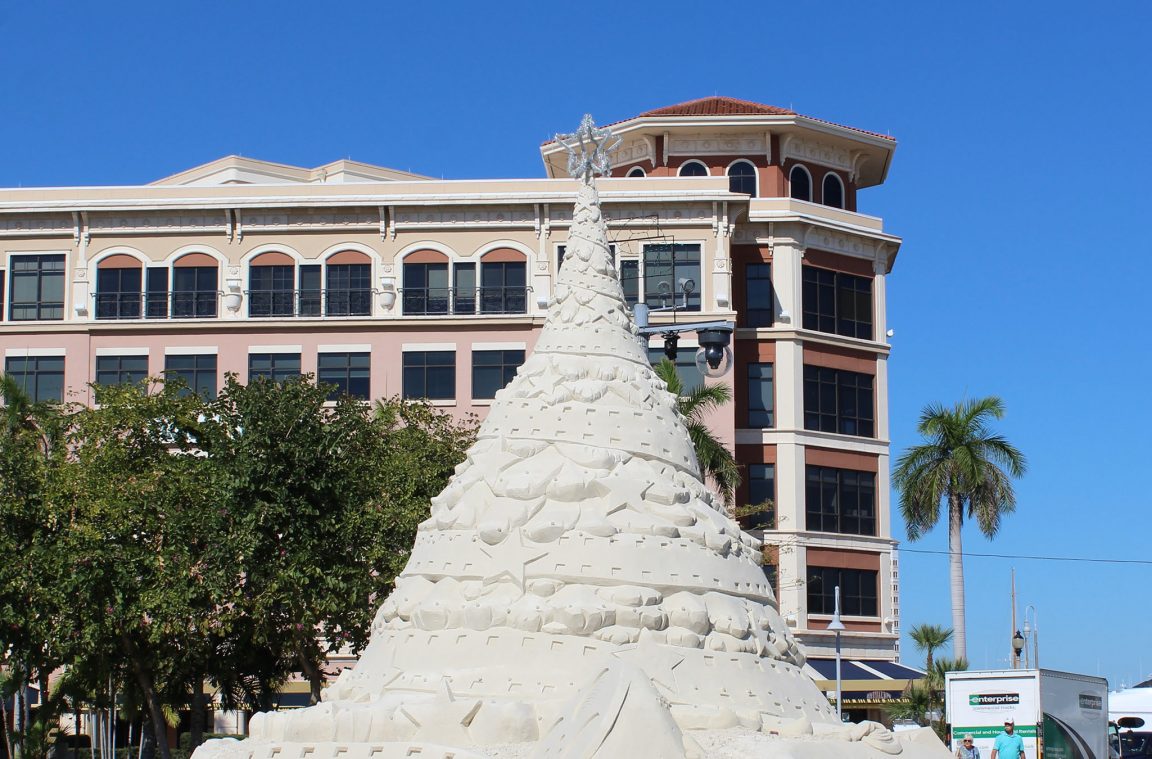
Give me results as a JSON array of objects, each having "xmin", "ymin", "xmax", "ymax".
[
  {"xmin": 829, "ymin": 585, "xmax": 847, "ymax": 722},
  {"xmin": 1023, "ymin": 605, "xmax": 1039, "ymax": 669},
  {"xmin": 1012, "ymin": 630, "xmax": 1025, "ymax": 669}
]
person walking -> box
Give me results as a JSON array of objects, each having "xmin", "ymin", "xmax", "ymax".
[
  {"xmin": 955, "ymin": 733, "xmax": 981, "ymax": 758},
  {"xmin": 990, "ymin": 719, "xmax": 1026, "ymax": 759}
]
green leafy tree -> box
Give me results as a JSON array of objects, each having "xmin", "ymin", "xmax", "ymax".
[
  {"xmin": 893, "ymin": 396, "xmax": 1026, "ymax": 661},
  {"xmin": 653, "ymin": 359, "xmax": 740, "ymax": 507},
  {"xmin": 44, "ymin": 379, "xmax": 220, "ymax": 759},
  {"xmin": 908, "ymin": 623, "xmax": 953, "ymax": 672}
]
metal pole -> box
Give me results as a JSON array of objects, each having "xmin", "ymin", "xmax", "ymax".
[{"xmin": 829, "ymin": 585, "xmax": 847, "ymax": 723}]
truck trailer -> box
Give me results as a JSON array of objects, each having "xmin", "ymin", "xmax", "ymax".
[{"xmin": 945, "ymin": 668, "xmax": 1109, "ymax": 759}]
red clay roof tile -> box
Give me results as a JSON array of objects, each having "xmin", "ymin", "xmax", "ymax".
[{"xmin": 638, "ymin": 96, "xmax": 797, "ymax": 117}]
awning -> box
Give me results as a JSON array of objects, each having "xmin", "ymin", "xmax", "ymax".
[{"xmin": 802, "ymin": 659, "xmax": 927, "ymax": 704}]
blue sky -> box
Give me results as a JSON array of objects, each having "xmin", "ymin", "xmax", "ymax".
[{"xmin": 3, "ymin": 1, "xmax": 1151, "ymax": 687}]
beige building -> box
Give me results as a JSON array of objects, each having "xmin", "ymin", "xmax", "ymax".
[{"xmin": 0, "ymin": 97, "xmax": 915, "ymax": 717}]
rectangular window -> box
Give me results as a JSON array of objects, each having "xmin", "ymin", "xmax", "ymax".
[
  {"xmin": 317, "ymin": 352, "xmax": 370, "ymax": 400},
  {"xmin": 299, "ymin": 264, "xmax": 322, "ymax": 317},
  {"xmin": 326, "ymin": 264, "xmax": 372, "ymax": 317},
  {"xmin": 248, "ymin": 353, "xmax": 302, "ymax": 383},
  {"xmin": 806, "ymin": 466, "xmax": 876, "ymax": 536},
  {"xmin": 807, "ymin": 566, "xmax": 878, "ymax": 617},
  {"xmin": 402, "ymin": 263, "xmax": 449, "ymax": 315},
  {"xmin": 4, "ymin": 356, "xmax": 64, "ymax": 402},
  {"xmin": 9, "ymin": 254, "xmax": 65, "ymax": 321},
  {"xmin": 742, "ymin": 463, "xmax": 776, "ymax": 530},
  {"xmin": 95, "ymin": 355, "xmax": 148, "ymax": 387},
  {"xmin": 171, "ymin": 267, "xmax": 217, "ymax": 318},
  {"xmin": 480, "ymin": 262, "xmax": 527, "ymax": 314},
  {"xmin": 248, "ymin": 265, "xmax": 295, "ymax": 317},
  {"xmin": 803, "ymin": 365, "xmax": 874, "ymax": 437},
  {"xmin": 164, "ymin": 354, "xmax": 218, "ymax": 398},
  {"xmin": 453, "ymin": 262, "xmax": 476, "ymax": 315},
  {"xmin": 472, "ymin": 349, "xmax": 524, "ymax": 400},
  {"xmin": 747, "ymin": 363, "xmax": 774, "ymax": 428},
  {"xmin": 620, "ymin": 259, "xmax": 640, "ymax": 305},
  {"xmin": 403, "ymin": 350, "xmax": 455, "ymax": 400},
  {"xmin": 0, "ymin": 270, "xmax": 6, "ymax": 321},
  {"xmin": 745, "ymin": 263, "xmax": 774, "ymax": 327},
  {"xmin": 802, "ymin": 266, "xmax": 873, "ymax": 340},
  {"xmin": 95, "ymin": 267, "xmax": 143, "ymax": 320},
  {"xmin": 146, "ymin": 267, "xmax": 169, "ymax": 319},
  {"xmin": 642, "ymin": 243, "xmax": 701, "ymax": 312},
  {"xmin": 647, "ymin": 347, "xmax": 702, "ymax": 393}
]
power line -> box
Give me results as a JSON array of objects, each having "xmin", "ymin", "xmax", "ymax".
[{"xmin": 897, "ymin": 547, "xmax": 1152, "ymax": 566}]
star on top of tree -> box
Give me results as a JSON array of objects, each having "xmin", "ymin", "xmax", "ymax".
[{"xmin": 555, "ymin": 114, "xmax": 622, "ymax": 182}]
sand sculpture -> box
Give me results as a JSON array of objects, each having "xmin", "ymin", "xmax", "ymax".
[{"xmin": 194, "ymin": 116, "xmax": 948, "ymax": 759}]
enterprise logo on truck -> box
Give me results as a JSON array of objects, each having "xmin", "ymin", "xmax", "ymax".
[
  {"xmin": 970, "ymin": 693, "xmax": 1021, "ymax": 706},
  {"xmin": 1079, "ymin": 694, "xmax": 1102, "ymax": 711}
]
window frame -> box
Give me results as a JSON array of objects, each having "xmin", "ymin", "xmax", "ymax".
[
  {"xmin": 801, "ymin": 265, "xmax": 873, "ymax": 340},
  {"xmin": 744, "ymin": 262, "xmax": 774, "ymax": 327},
  {"xmin": 726, "ymin": 159, "xmax": 758, "ymax": 197},
  {"xmin": 248, "ymin": 353, "xmax": 303, "ymax": 383},
  {"xmin": 471, "ymin": 349, "xmax": 525, "ymax": 400},
  {"xmin": 807, "ymin": 566, "xmax": 878, "ymax": 617},
  {"xmin": 626, "ymin": 167, "xmax": 646, "ymax": 178},
  {"xmin": 317, "ymin": 351, "xmax": 371, "ymax": 400},
  {"xmin": 803, "ymin": 365, "xmax": 875, "ymax": 437},
  {"xmin": 163, "ymin": 353, "xmax": 218, "ymax": 399},
  {"xmin": 4, "ymin": 355, "xmax": 65, "ymax": 402},
  {"xmin": 633, "ymin": 242, "xmax": 703, "ymax": 312},
  {"xmin": 677, "ymin": 160, "xmax": 709, "ymax": 177},
  {"xmin": 789, "ymin": 164, "xmax": 813, "ymax": 202},
  {"xmin": 402, "ymin": 350, "xmax": 456, "ymax": 401},
  {"xmin": 805, "ymin": 465, "xmax": 877, "ymax": 536},
  {"xmin": 822, "ymin": 172, "xmax": 845, "ymax": 209},
  {"xmin": 8, "ymin": 253, "xmax": 66, "ymax": 321},
  {"xmin": 746, "ymin": 362, "xmax": 774, "ymax": 428},
  {"xmin": 95, "ymin": 354, "xmax": 149, "ymax": 388}
]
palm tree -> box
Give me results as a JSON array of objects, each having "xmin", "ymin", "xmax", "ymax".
[
  {"xmin": 909, "ymin": 623, "xmax": 953, "ymax": 672},
  {"xmin": 893, "ymin": 396, "xmax": 1026, "ymax": 660},
  {"xmin": 653, "ymin": 358, "xmax": 740, "ymax": 507}
]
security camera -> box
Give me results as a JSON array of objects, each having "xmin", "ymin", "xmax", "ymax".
[{"xmin": 694, "ymin": 326, "xmax": 733, "ymax": 378}]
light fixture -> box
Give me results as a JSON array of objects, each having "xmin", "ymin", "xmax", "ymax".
[
  {"xmin": 380, "ymin": 276, "xmax": 397, "ymax": 310},
  {"xmin": 1012, "ymin": 630, "xmax": 1025, "ymax": 669}
]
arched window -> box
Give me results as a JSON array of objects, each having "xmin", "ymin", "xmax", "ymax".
[
  {"xmin": 325, "ymin": 250, "xmax": 372, "ymax": 316},
  {"xmin": 727, "ymin": 160, "xmax": 758, "ymax": 196},
  {"xmin": 172, "ymin": 253, "xmax": 218, "ymax": 318},
  {"xmin": 822, "ymin": 173, "xmax": 845, "ymax": 209},
  {"xmin": 626, "ymin": 167, "xmax": 646, "ymax": 178},
  {"xmin": 678, "ymin": 161, "xmax": 708, "ymax": 177},
  {"xmin": 95, "ymin": 254, "xmax": 143, "ymax": 320},
  {"xmin": 247, "ymin": 251, "xmax": 295, "ymax": 317},
  {"xmin": 789, "ymin": 165, "xmax": 812, "ymax": 202},
  {"xmin": 479, "ymin": 249, "xmax": 527, "ymax": 314},
  {"xmin": 402, "ymin": 250, "xmax": 451, "ymax": 315}
]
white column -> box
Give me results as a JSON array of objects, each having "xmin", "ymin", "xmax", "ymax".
[
  {"xmin": 872, "ymin": 253, "xmax": 888, "ymax": 344},
  {"xmin": 875, "ymin": 353, "xmax": 890, "ymax": 442},
  {"xmin": 771, "ymin": 235, "xmax": 803, "ymax": 326}
]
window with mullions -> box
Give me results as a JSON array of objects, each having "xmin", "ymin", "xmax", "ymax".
[
  {"xmin": 806, "ymin": 466, "xmax": 876, "ymax": 536},
  {"xmin": 325, "ymin": 263, "xmax": 372, "ymax": 316},
  {"xmin": 728, "ymin": 161, "xmax": 757, "ymax": 196},
  {"xmin": 802, "ymin": 266, "xmax": 873, "ymax": 339},
  {"xmin": 95, "ymin": 267, "xmax": 142, "ymax": 320},
  {"xmin": 678, "ymin": 161, "xmax": 708, "ymax": 177},
  {"xmin": 249, "ymin": 265, "xmax": 295, "ymax": 317},
  {"xmin": 5, "ymin": 356, "xmax": 64, "ymax": 402},
  {"xmin": 789, "ymin": 165, "xmax": 812, "ymax": 202},
  {"xmin": 172, "ymin": 267, "xmax": 217, "ymax": 318},
  {"xmin": 145, "ymin": 268, "xmax": 169, "ymax": 319},
  {"xmin": 95, "ymin": 355, "xmax": 149, "ymax": 387},
  {"xmin": 807, "ymin": 566, "xmax": 878, "ymax": 617},
  {"xmin": 164, "ymin": 354, "xmax": 217, "ymax": 398},
  {"xmin": 403, "ymin": 351, "xmax": 455, "ymax": 400},
  {"xmin": 318, "ymin": 352, "xmax": 370, "ymax": 400},
  {"xmin": 299, "ymin": 265, "xmax": 322, "ymax": 317},
  {"xmin": 641, "ymin": 243, "xmax": 701, "ymax": 312},
  {"xmin": 823, "ymin": 173, "xmax": 844, "ymax": 209},
  {"xmin": 9, "ymin": 254, "xmax": 65, "ymax": 321},
  {"xmin": 480, "ymin": 261, "xmax": 526, "ymax": 314},
  {"xmin": 403, "ymin": 262, "xmax": 450, "ymax": 315},
  {"xmin": 747, "ymin": 363, "xmax": 774, "ymax": 428},
  {"xmin": 803, "ymin": 366, "xmax": 874, "ymax": 437},
  {"xmin": 744, "ymin": 263, "xmax": 774, "ymax": 327},
  {"xmin": 742, "ymin": 463, "xmax": 776, "ymax": 530},
  {"xmin": 472, "ymin": 349, "xmax": 524, "ymax": 399},
  {"xmin": 0, "ymin": 270, "xmax": 6, "ymax": 321},
  {"xmin": 248, "ymin": 353, "xmax": 302, "ymax": 383}
]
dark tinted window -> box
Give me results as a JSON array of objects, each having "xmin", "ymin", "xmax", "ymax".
[
  {"xmin": 249, "ymin": 353, "xmax": 302, "ymax": 383},
  {"xmin": 626, "ymin": 167, "xmax": 646, "ymax": 178},
  {"xmin": 822, "ymin": 173, "xmax": 844, "ymax": 208},
  {"xmin": 326, "ymin": 263, "xmax": 371, "ymax": 317},
  {"xmin": 248, "ymin": 265, "xmax": 295, "ymax": 317},
  {"xmin": 9, "ymin": 254, "xmax": 65, "ymax": 321},
  {"xmin": 5, "ymin": 355, "xmax": 64, "ymax": 402},
  {"xmin": 472, "ymin": 349, "xmax": 524, "ymax": 399},
  {"xmin": 171, "ymin": 267, "xmax": 217, "ymax": 318},
  {"xmin": 744, "ymin": 263, "xmax": 774, "ymax": 328},
  {"xmin": 807, "ymin": 567, "xmax": 878, "ymax": 617},
  {"xmin": 803, "ymin": 366, "xmax": 874, "ymax": 437},
  {"xmin": 747, "ymin": 363, "xmax": 774, "ymax": 428},
  {"xmin": 789, "ymin": 165, "xmax": 811, "ymax": 202},
  {"xmin": 647, "ymin": 347, "xmax": 702, "ymax": 393},
  {"xmin": 402, "ymin": 262, "xmax": 449, "ymax": 315},
  {"xmin": 728, "ymin": 161, "xmax": 757, "ymax": 196},
  {"xmin": 806, "ymin": 466, "xmax": 876, "ymax": 535},
  {"xmin": 643, "ymin": 244, "xmax": 701, "ymax": 311},
  {"xmin": 403, "ymin": 351, "xmax": 455, "ymax": 400},
  {"xmin": 164, "ymin": 354, "xmax": 217, "ymax": 398},
  {"xmin": 95, "ymin": 355, "xmax": 149, "ymax": 387},
  {"xmin": 95, "ymin": 267, "xmax": 142, "ymax": 319},
  {"xmin": 741, "ymin": 463, "xmax": 776, "ymax": 531},
  {"xmin": 802, "ymin": 266, "xmax": 873, "ymax": 340},
  {"xmin": 317, "ymin": 352, "xmax": 370, "ymax": 400},
  {"xmin": 480, "ymin": 262, "xmax": 527, "ymax": 314},
  {"xmin": 678, "ymin": 161, "xmax": 708, "ymax": 177},
  {"xmin": 146, "ymin": 267, "xmax": 169, "ymax": 319}
]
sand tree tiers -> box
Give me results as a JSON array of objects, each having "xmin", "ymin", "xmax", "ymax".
[{"xmin": 193, "ymin": 116, "xmax": 948, "ymax": 759}]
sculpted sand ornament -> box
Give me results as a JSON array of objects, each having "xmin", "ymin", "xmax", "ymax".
[{"xmin": 195, "ymin": 116, "xmax": 948, "ymax": 759}]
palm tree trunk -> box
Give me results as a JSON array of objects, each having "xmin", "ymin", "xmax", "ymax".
[{"xmin": 949, "ymin": 492, "xmax": 967, "ymax": 660}]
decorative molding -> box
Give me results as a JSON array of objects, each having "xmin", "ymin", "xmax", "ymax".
[
  {"xmin": 667, "ymin": 133, "xmax": 767, "ymax": 156},
  {"xmin": 394, "ymin": 206, "xmax": 535, "ymax": 227},
  {"xmin": 86, "ymin": 212, "xmax": 228, "ymax": 234},
  {"xmin": 548, "ymin": 204, "xmax": 714, "ymax": 226},
  {"xmin": 240, "ymin": 208, "xmax": 377, "ymax": 230},
  {"xmin": 803, "ymin": 227, "xmax": 874, "ymax": 259},
  {"xmin": 0, "ymin": 214, "xmax": 74, "ymax": 235},
  {"xmin": 609, "ymin": 138, "xmax": 653, "ymax": 168},
  {"xmin": 781, "ymin": 134, "xmax": 854, "ymax": 172},
  {"xmin": 731, "ymin": 224, "xmax": 770, "ymax": 245}
]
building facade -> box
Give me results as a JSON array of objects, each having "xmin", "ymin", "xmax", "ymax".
[{"xmin": 0, "ymin": 97, "xmax": 912, "ymax": 715}]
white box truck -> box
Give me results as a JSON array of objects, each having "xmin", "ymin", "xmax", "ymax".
[{"xmin": 945, "ymin": 669, "xmax": 1109, "ymax": 759}]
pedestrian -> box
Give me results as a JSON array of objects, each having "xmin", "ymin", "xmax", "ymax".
[
  {"xmin": 990, "ymin": 719, "xmax": 1025, "ymax": 759},
  {"xmin": 955, "ymin": 733, "xmax": 980, "ymax": 758}
]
